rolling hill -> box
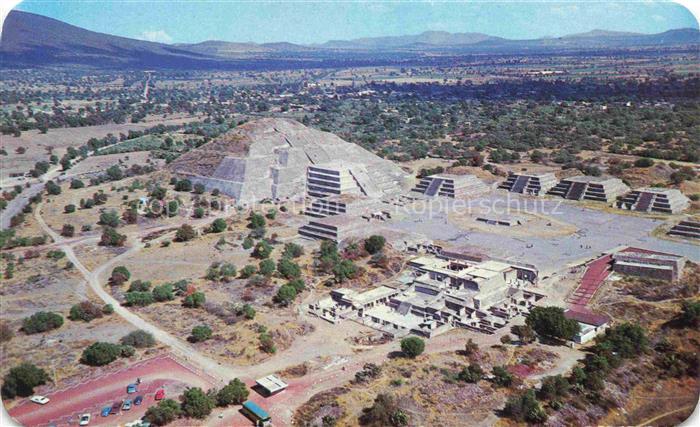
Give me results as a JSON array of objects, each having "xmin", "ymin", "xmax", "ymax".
[{"xmin": 1, "ymin": 10, "xmax": 698, "ymax": 69}]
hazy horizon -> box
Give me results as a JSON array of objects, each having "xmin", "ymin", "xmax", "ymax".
[{"xmin": 12, "ymin": 1, "xmax": 699, "ymax": 45}]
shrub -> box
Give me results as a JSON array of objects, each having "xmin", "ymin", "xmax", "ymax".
[
  {"xmin": 259, "ymin": 259, "xmax": 276, "ymax": 276},
  {"xmin": 70, "ymin": 179, "xmax": 85, "ymax": 189},
  {"xmin": 242, "ymin": 237, "xmax": 254, "ymax": 249},
  {"xmin": 144, "ymin": 398, "xmax": 182, "ymax": 426},
  {"xmin": 216, "ymin": 378, "xmax": 249, "ymax": 406},
  {"xmin": 240, "ymin": 304, "xmax": 256, "ymax": 320},
  {"xmin": 22, "ymin": 311, "xmax": 64, "ymax": 334},
  {"xmin": 364, "ymin": 235, "xmax": 386, "ymax": 255},
  {"xmin": 288, "ymin": 278, "xmax": 306, "ymax": 293},
  {"xmin": 525, "ymin": 306, "xmax": 580, "ymax": 341},
  {"xmin": 175, "ymin": 224, "xmax": 196, "ymax": 242},
  {"xmin": 400, "ymin": 336, "xmax": 425, "ymax": 358},
  {"xmin": 359, "ymin": 393, "xmax": 408, "ymax": 427},
  {"xmin": 64, "ymin": 204, "xmax": 76, "ymax": 214},
  {"xmin": 282, "ymin": 242, "xmax": 304, "ymax": 258},
  {"xmin": 240, "ymin": 265, "xmax": 257, "ymax": 278},
  {"xmin": 61, "ymin": 224, "xmax": 75, "ymax": 237},
  {"xmin": 259, "ymin": 331, "xmax": 276, "ymax": 354},
  {"xmin": 100, "ymin": 227, "xmax": 127, "ymax": 246},
  {"xmin": 102, "ymin": 304, "xmax": 114, "ymax": 314},
  {"xmin": 45, "ymin": 180, "xmax": 61, "ymax": 195},
  {"xmin": 538, "ymin": 375, "xmax": 570, "ymax": 401},
  {"xmin": 174, "ymin": 179, "xmax": 192, "ymax": 192},
  {"xmin": 510, "ymin": 324, "xmax": 536, "ymax": 344},
  {"xmin": 193, "ymin": 207, "xmax": 205, "ymax": 219},
  {"xmin": 152, "ymin": 284, "xmax": 175, "ymax": 302},
  {"xmin": 125, "ymin": 292, "xmax": 154, "ymax": 306},
  {"xmin": 277, "ymin": 258, "xmax": 301, "ymax": 279},
  {"xmin": 457, "ymin": 363, "xmax": 484, "ymax": 383},
  {"xmin": 193, "ymin": 183, "xmax": 205, "ymax": 194},
  {"xmin": 121, "ymin": 345, "xmax": 136, "ymax": 357},
  {"xmin": 110, "ymin": 266, "xmax": 131, "ymax": 285},
  {"xmin": 503, "ymin": 389, "xmax": 547, "ymax": 423},
  {"xmin": 491, "ymin": 366, "xmax": 514, "ymax": 387},
  {"xmin": 128, "ymin": 280, "xmax": 152, "ymax": 292},
  {"xmin": 634, "ymin": 157, "xmax": 655, "ymax": 168},
  {"xmin": 210, "ymin": 218, "xmax": 227, "ymax": 233},
  {"xmin": 189, "ymin": 325, "xmax": 212, "ymax": 343},
  {"xmin": 183, "ymin": 292, "xmax": 206, "ymax": 308},
  {"xmin": 0, "ymin": 322, "xmax": 14, "ymax": 343},
  {"xmin": 252, "ymin": 240, "xmax": 273, "ymax": 259},
  {"xmin": 99, "ymin": 210, "xmax": 121, "ymax": 228},
  {"xmin": 248, "ymin": 213, "xmax": 266, "ymax": 229},
  {"xmin": 594, "ymin": 322, "xmax": 648, "ymax": 359},
  {"xmin": 81, "ymin": 342, "xmax": 123, "ymax": 366},
  {"xmin": 265, "ymin": 209, "xmax": 277, "ymax": 220},
  {"xmin": 180, "ymin": 387, "xmax": 214, "ymax": 419},
  {"xmin": 275, "ymin": 284, "xmax": 297, "ymax": 306},
  {"xmin": 69, "ymin": 301, "xmax": 104, "ymax": 322},
  {"xmin": 1, "ymin": 363, "xmax": 49, "ymax": 398},
  {"xmin": 120, "ymin": 330, "xmax": 156, "ymax": 348},
  {"xmin": 679, "ymin": 299, "xmax": 700, "ymax": 328}
]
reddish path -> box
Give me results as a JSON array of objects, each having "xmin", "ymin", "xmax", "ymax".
[
  {"xmin": 8, "ymin": 355, "xmax": 217, "ymax": 427},
  {"xmin": 567, "ymin": 254, "xmax": 613, "ymax": 309}
]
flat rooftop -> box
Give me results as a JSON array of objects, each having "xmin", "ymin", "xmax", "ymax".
[{"xmin": 255, "ymin": 375, "xmax": 288, "ymax": 394}]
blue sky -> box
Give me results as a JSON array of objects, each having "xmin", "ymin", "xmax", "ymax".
[{"xmin": 13, "ymin": 1, "xmax": 699, "ymax": 44}]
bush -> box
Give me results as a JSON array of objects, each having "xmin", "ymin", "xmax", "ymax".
[
  {"xmin": 288, "ymin": 278, "xmax": 306, "ymax": 293},
  {"xmin": 525, "ymin": 306, "xmax": 580, "ymax": 341},
  {"xmin": 239, "ymin": 265, "xmax": 257, "ymax": 278},
  {"xmin": 457, "ymin": 363, "xmax": 484, "ymax": 383},
  {"xmin": 210, "ymin": 218, "xmax": 227, "ymax": 233},
  {"xmin": 242, "ymin": 237, "xmax": 254, "ymax": 249},
  {"xmin": 61, "ymin": 224, "xmax": 75, "ymax": 237},
  {"xmin": 45, "ymin": 180, "xmax": 61, "ymax": 195},
  {"xmin": 110, "ymin": 266, "xmax": 131, "ymax": 286},
  {"xmin": 400, "ymin": 336, "xmax": 425, "ymax": 358},
  {"xmin": 491, "ymin": 366, "xmax": 514, "ymax": 387},
  {"xmin": 144, "ymin": 398, "xmax": 182, "ymax": 426},
  {"xmin": 503, "ymin": 389, "xmax": 547, "ymax": 423},
  {"xmin": 175, "ymin": 224, "xmax": 196, "ymax": 242},
  {"xmin": 190, "ymin": 325, "xmax": 212, "ymax": 343},
  {"xmin": 120, "ymin": 330, "xmax": 156, "ymax": 348},
  {"xmin": 22, "ymin": 311, "xmax": 64, "ymax": 334},
  {"xmin": 128, "ymin": 280, "xmax": 152, "ymax": 292},
  {"xmin": 64, "ymin": 204, "xmax": 76, "ymax": 214},
  {"xmin": 152, "ymin": 284, "xmax": 175, "ymax": 302},
  {"xmin": 359, "ymin": 393, "xmax": 408, "ymax": 426},
  {"xmin": 259, "ymin": 259, "xmax": 276, "ymax": 277},
  {"xmin": 183, "ymin": 292, "xmax": 206, "ymax": 308},
  {"xmin": 282, "ymin": 242, "xmax": 304, "ymax": 258},
  {"xmin": 634, "ymin": 157, "xmax": 655, "ymax": 168},
  {"xmin": 216, "ymin": 378, "xmax": 249, "ymax": 406},
  {"xmin": 510, "ymin": 324, "xmax": 536, "ymax": 344},
  {"xmin": 679, "ymin": 299, "xmax": 700, "ymax": 328},
  {"xmin": 1, "ymin": 363, "xmax": 49, "ymax": 398},
  {"xmin": 275, "ymin": 284, "xmax": 297, "ymax": 306},
  {"xmin": 248, "ymin": 213, "xmax": 266, "ymax": 229},
  {"xmin": 364, "ymin": 235, "xmax": 386, "ymax": 255},
  {"xmin": 193, "ymin": 207, "xmax": 205, "ymax": 219},
  {"xmin": 0, "ymin": 322, "xmax": 14, "ymax": 343},
  {"xmin": 180, "ymin": 387, "xmax": 214, "ymax": 419},
  {"xmin": 69, "ymin": 301, "xmax": 104, "ymax": 322},
  {"xmin": 102, "ymin": 304, "xmax": 114, "ymax": 314},
  {"xmin": 252, "ymin": 240, "xmax": 273, "ymax": 259},
  {"xmin": 99, "ymin": 210, "xmax": 121, "ymax": 228},
  {"xmin": 100, "ymin": 227, "xmax": 127, "ymax": 246},
  {"xmin": 333, "ymin": 259, "xmax": 359, "ymax": 283},
  {"xmin": 81, "ymin": 342, "xmax": 123, "ymax": 366},
  {"xmin": 125, "ymin": 292, "xmax": 155, "ymax": 306},
  {"xmin": 277, "ymin": 258, "xmax": 301, "ymax": 279},
  {"xmin": 121, "ymin": 345, "xmax": 136, "ymax": 357},
  {"xmin": 193, "ymin": 183, "xmax": 205, "ymax": 194},
  {"xmin": 174, "ymin": 179, "xmax": 192, "ymax": 192},
  {"xmin": 594, "ymin": 322, "xmax": 648, "ymax": 359},
  {"xmin": 538, "ymin": 375, "xmax": 570, "ymax": 401},
  {"xmin": 240, "ymin": 304, "xmax": 256, "ymax": 320},
  {"xmin": 70, "ymin": 179, "xmax": 85, "ymax": 189},
  {"xmin": 259, "ymin": 331, "xmax": 276, "ymax": 354}
]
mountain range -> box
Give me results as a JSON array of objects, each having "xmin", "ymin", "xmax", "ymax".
[{"xmin": 1, "ymin": 10, "xmax": 698, "ymax": 69}]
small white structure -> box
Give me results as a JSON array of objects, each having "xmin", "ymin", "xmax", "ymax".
[
  {"xmin": 564, "ymin": 309, "xmax": 610, "ymax": 344},
  {"xmin": 255, "ymin": 375, "xmax": 288, "ymax": 396}
]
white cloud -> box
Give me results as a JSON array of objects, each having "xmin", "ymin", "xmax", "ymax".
[{"xmin": 138, "ymin": 30, "xmax": 173, "ymax": 44}]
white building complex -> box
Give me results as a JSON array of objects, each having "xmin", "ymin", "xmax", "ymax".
[
  {"xmin": 309, "ymin": 251, "xmax": 545, "ymax": 337},
  {"xmin": 498, "ymin": 172, "xmax": 557, "ymax": 196},
  {"xmin": 617, "ymin": 187, "xmax": 689, "ymax": 214},
  {"xmin": 548, "ymin": 175, "xmax": 630, "ymax": 203}
]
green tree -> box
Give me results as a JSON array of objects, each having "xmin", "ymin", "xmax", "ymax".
[
  {"xmin": 491, "ymin": 366, "xmax": 514, "ymax": 387},
  {"xmin": 239, "ymin": 265, "xmax": 257, "ymax": 278},
  {"xmin": 400, "ymin": 336, "xmax": 425, "ymax": 358},
  {"xmin": 242, "ymin": 237, "xmax": 254, "ymax": 249},
  {"xmin": 120, "ymin": 330, "xmax": 156, "ymax": 348},
  {"xmin": 525, "ymin": 306, "xmax": 580, "ymax": 341},
  {"xmin": 22, "ymin": 311, "xmax": 64, "ymax": 334},
  {"xmin": 248, "ymin": 212, "xmax": 266, "ymax": 229},
  {"xmin": 80, "ymin": 342, "xmax": 123, "ymax": 366},
  {"xmin": 275, "ymin": 284, "xmax": 297, "ymax": 306},
  {"xmin": 210, "ymin": 218, "xmax": 227, "ymax": 233},
  {"xmin": 259, "ymin": 259, "xmax": 276, "ymax": 276},
  {"xmin": 457, "ymin": 363, "xmax": 484, "ymax": 383},
  {"xmin": 282, "ymin": 242, "xmax": 304, "ymax": 258},
  {"xmin": 180, "ymin": 387, "xmax": 214, "ymax": 419},
  {"xmin": 503, "ymin": 389, "xmax": 547, "ymax": 423},
  {"xmin": 152, "ymin": 284, "xmax": 175, "ymax": 302},
  {"xmin": 175, "ymin": 224, "xmax": 196, "ymax": 242},
  {"xmin": 1, "ymin": 363, "xmax": 49, "ymax": 398},
  {"xmin": 70, "ymin": 179, "xmax": 85, "ymax": 189},
  {"xmin": 99, "ymin": 210, "xmax": 121, "ymax": 227},
  {"xmin": 277, "ymin": 258, "xmax": 301, "ymax": 279},
  {"xmin": 189, "ymin": 325, "xmax": 212, "ymax": 343},
  {"xmin": 110, "ymin": 266, "xmax": 131, "ymax": 285},
  {"xmin": 538, "ymin": 375, "xmax": 570, "ymax": 401},
  {"xmin": 216, "ymin": 378, "xmax": 249, "ymax": 406},
  {"xmin": 364, "ymin": 235, "xmax": 386, "ymax": 254},
  {"xmin": 64, "ymin": 204, "xmax": 76, "ymax": 214},
  {"xmin": 144, "ymin": 398, "xmax": 182, "ymax": 426},
  {"xmin": 333, "ymin": 259, "xmax": 358, "ymax": 283},
  {"xmin": 252, "ymin": 240, "xmax": 273, "ymax": 259},
  {"xmin": 193, "ymin": 183, "xmax": 206, "ymax": 194},
  {"xmin": 510, "ymin": 324, "xmax": 536, "ymax": 344},
  {"xmin": 174, "ymin": 179, "xmax": 193, "ymax": 192},
  {"xmin": 100, "ymin": 227, "xmax": 127, "ymax": 247},
  {"xmin": 125, "ymin": 292, "xmax": 155, "ymax": 306},
  {"xmin": 193, "ymin": 207, "xmax": 205, "ymax": 219},
  {"xmin": 68, "ymin": 301, "xmax": 104, "ymax": 322},
  {"xmin": 183, "ymin": 292, "xmax": 206, "ymax": 308}
]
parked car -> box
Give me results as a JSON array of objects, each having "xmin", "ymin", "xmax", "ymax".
[
  {"xmin": 123, "ymin": 399, "xmax": 132, "ymax": 411},
  {"xmin": 30, "ymin": 396, "xmax": 50, "ymax": 405},
  {"xmin": 79, "ymin": 413, "xmax": 91, "ymax": 426},
  {"xmin": 154, "ymin": 389, "xmax": 165, "ymax": 400},
  {"xmin": 127, "ymin": 383, "xmax": 138, "ymax": 394},
  {"xmin": 110, "ymin": 401, "xmax": 122, "ymax": 414},
  {"xmin": 134, "ymin": 395, "xmax": 144, "ymax": 406},
  {"xmin": 101, "ymin": 406, "xmax": 111, "ymax": 417}
]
